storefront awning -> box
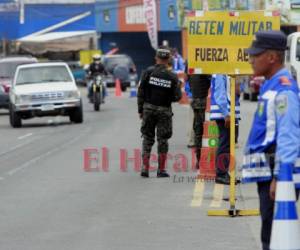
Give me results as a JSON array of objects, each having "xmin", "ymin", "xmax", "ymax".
[{"xmin": 17, "ymin": 30, "xmax": 97, "ymax": 54}]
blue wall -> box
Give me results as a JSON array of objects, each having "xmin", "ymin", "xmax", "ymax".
[
  {"xmin": 159, "ymin": 0, "xmax": 181, "ymax": 31},
  {"xmin": 95, "ymin": 0, "xmax": 118, "ymax": 32},
  {"xmin": 18, "ymin": 4, "xmax": 95, "ymax": 37},
  {"xmin": 0, "ymin": 0, "xmax": 19, "ymax": 39},
  {"xmin": 0, "ymin": 10, "xmax": 19, "ymax": 39},
  {"xmin": 0, "ymin": 3, "xmax": 96, "ymax": 39}
]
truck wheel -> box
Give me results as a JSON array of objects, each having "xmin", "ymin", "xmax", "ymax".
[
  {"xmin": 121, "ymin": 85, "xmax": 127, "ymax": 92},
  {"xmin": 93, "ymin": 92, "xmax": 100, "ymax": 111},
  {"xmin": 9, "ymin": 104, "xmax": 22, "ymax": 128},
  {"xmin": 70, "ymin": 101, "xmax": 83, "ymax": 123}
]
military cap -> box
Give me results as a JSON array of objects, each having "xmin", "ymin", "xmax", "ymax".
[
  {"xmin": 156, "ymin": 48, "xmax": 171, "ymax": 59},
  {"xmin": 246, "ymin": 30, "xmax": 287, "ymax": 56}
]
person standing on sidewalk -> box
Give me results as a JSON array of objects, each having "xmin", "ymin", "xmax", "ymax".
[
  {"xmin": 188, "ymin": 74, "xmax": 211, "ymax": 169},
  {"xmin": 137, "ymin": 48, "xmax": 182, "ymax": 178},
  {"xmin": 210, "ymin": 74, "xmax": 241, "ymax": 185},
  {"xmin": 184, "ymin": 79, "xmax": 196, "ymax": 148},
  {"xmin": 242, "ymin": 30, "xmax": 300, "ymax": 250}
]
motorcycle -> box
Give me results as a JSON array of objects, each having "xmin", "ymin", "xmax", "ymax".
[{"xmin": 91, "ymin": 74, "xmax": 104, "ymax": 111}]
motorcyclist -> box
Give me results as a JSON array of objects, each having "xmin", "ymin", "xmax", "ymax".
[{"xmin": 87, "ymin": 54, "xmax": 107, "ymax": 102}]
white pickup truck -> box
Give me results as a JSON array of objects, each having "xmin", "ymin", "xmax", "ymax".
[{"xmin": 9, "ymin": 62, "xmax": 83, "ymax": 128}]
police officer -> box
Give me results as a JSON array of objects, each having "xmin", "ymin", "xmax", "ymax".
[
  {"xmin": 210, "ymin": 74, "xmax": 240, "ymax": 184},
  {"xmin": 242, "ymin": 30, "xmax": 300, "ymax": 250},
  {"xmin": 87, "ymin": 54, "xmax": 107, "ymax": 101},
  {"xmin": 138, "ymin": 48, "xmax": 182, "ymax": 178}
]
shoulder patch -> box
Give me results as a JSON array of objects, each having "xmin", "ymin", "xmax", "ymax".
[
  {"xmin": 257, "ymin": 101, "xmax": 264, "ymax": 116},
  {"xmin": 275, "ymin": 94, "xmax": 288, "ymax": 115},
  {"xmin": 280, "ymin": 76, "xmax": 291, "ymax": 86}
]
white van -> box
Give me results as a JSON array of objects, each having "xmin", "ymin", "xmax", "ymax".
[
  {"xmin": 286, "ymin": 32, "xmax": 300, "ymax": 84},
  {"xmin": 9, "ymin": 62, "xmax": 83, "ymax": 128}
]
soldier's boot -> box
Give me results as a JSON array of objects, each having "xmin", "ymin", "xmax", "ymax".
[
  {"xmin": 157, "ymin": 153, "xmax": 170, "ymax": 178},
  {"xmin": 141, "ymin": 155, "xmax": 150, "ymax": 178}
]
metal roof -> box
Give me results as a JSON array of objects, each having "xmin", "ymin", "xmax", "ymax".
[
  {"xmin": 18, "ymin": 30, "xmax": 96, "ymax": 42},
  {"xmin": 22, "ymin": 0, "xmax": 95, "ymax": 3}
]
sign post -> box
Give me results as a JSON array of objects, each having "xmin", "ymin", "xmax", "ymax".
[{"xmin": 187, "ymin": 11, "xmax": 280, "ymax": 217}]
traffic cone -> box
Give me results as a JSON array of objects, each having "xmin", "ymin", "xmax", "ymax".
[
  {"xmin": 115, "ymin": 78, "xmax": 122, "ymax": 97},
  {"xmin": 270, "ymin": 163, "xmax": 300, "ymax": 250},
  {"xmin": 176, "ymin": 72, "xmax": 189, "ymax": 105},
  {"xmin": 198, "ymin": 90, "xmax": 219, "ymax": 180},
  {"xmin": 179, "ymin": 81, "xmax": 189, "ymax": 105},
  {"xmin": 198, "ymin": 121, "xmax": 218, "ymax": 179}
]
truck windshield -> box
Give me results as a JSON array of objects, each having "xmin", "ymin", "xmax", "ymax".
[{"xmin": 16, "ymin": 66, "xmax": 73, "ymax": 85}]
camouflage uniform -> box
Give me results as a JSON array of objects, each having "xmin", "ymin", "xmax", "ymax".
[
  {"xmin": 141, "ymin": 103, "xmax": 173, "ymax": 158},
  {"xmin": 191, "ymin": 98, "xmax": 207, "ymax": 164},
  {"xmin": 138, "ymin": 58, "xmax": 181, "ymax": 177},
  {"xmin": 188, "ymin": 74, "xmax": 211, "ymax": 168}
]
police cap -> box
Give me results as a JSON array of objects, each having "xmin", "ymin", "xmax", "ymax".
[
  {"xmin": 156, "ymin": 48, "xmax": 171, "ymax": 59},
  {"xmin": 246, "ymin": 30, "xmax": 287, "ymax": 56}
]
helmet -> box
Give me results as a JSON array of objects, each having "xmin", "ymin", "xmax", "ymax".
[
  {"xmin": 156, "ymin": 48, "xmax": 171, "ymax": 60},
  {"xmin": 93, "ymin": 54, "xmax": 101, "ymax": 61}
]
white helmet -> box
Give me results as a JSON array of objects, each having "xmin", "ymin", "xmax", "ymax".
[{"xmin": 93, "ymin": 54, "xmax": 101, "ymax": 61}]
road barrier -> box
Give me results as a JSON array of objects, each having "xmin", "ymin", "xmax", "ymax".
[
  {"xmin": 270, "ymin": 164, "xmax": 300, "ymax": 250},
  {"xmin": 198, "ymin": 91, "xmax": 218, "ymax": 180},
  {"xmin": 129, "ymin": 85, "xmax": 137, "ymax": 98},
  {"xmin": 177, "ymin": 72, "xmax": 189, "ymax": 105}
]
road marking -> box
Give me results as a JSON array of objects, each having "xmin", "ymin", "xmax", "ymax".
[
  {"xmin": 0, "ymin": 138, "xmax": 37, "ymax": 157},
  {"xmin": 209, "ymin": 184, "xmax": 224, "ymax": 208},
  {"xmin": 18, "ymin": 133, "xmax": 33, "ymax": 140},
  {"xmin": 6, "ymin": 127, "xmax": 91, "ymax": 176},
  {"xmin": 190, "ymin": 180, "xmax": 205, "ymax": 207}
]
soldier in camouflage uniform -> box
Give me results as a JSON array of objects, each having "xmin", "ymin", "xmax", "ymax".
[
  {"xmin": 188, "ymin": 74, "xmax": 211, "ymax": 169},
  {"xmin": 138, "ymin": 48, "xmax": 182, "ymax": 178}
]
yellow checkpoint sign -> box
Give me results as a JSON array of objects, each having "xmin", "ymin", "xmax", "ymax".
[{"xmin": 187, "ymin": 11, "xmax": 280, "ymax": 75}]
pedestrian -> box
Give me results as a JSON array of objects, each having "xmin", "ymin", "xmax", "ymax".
[
  {"xmin": 242, "ymin": 30, "xmax": 300, "ymax": 250},
  {"xmin": 171, "ymin": 48, "xmax": 185, "ymax": 73},
  {"xmin": 188, "ymin": 74, "xmax": 211, "ymax": 169},
  {"xmin": 137, "ymin": 47, "xmax": 182, "ymax": 178},
  {"xmin": 184, "ymin": 79, "xmax": 195, "ymax": 148},
  {"xmin": 210, "ymin": 74, "xmax": 240, "ymax": 184}
]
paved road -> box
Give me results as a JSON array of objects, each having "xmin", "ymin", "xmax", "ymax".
[{"xmin": 0, "ymin": 87, "xmax": 263, "ymax": 250}]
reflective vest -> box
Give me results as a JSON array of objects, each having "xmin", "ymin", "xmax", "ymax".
[
  {"xmin": 242, "ymin": 68, "xmax": 300, "ymax": 188},
  {"xmin": 210, "ymin": 75, "xmax": 240, "ymax": 120}
]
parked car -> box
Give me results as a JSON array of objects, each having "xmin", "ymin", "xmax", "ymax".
[
  {"xmin": 67, "ymin": 61, "xmax": 87, "ymax": 86},
  {"xmin": 243, "ymin": 76, "xmax": 264, "ymax": 101},
  {"xmin": 0, "ymin": 56, "xmax": 38, "ymax": 109},
  {"xmin": 102, "ymin": 54, "xmax": 138, "ymax": 91},
  {"xmin": 9, "ymin": 62, "xmax": 83, "ymax": 127},
  {"xmin": 291, "ymin": 0, "xmax": 300, "ymax": 9}
]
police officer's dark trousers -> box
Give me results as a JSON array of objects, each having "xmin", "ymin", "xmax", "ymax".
[
  {"xmin": 215, "ymin": 120, "xmax": 230, "ymax": 177},
  {"xmin": 215, "ymin": 119, "xmax": 239, "ymax": 176}
]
